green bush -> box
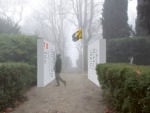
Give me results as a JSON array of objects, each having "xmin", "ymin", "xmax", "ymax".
[
  {"xmin": 96, "ymin": 63, "xmax": 150, "ymax": 113},
  {"xmin": 0, "ymin": 34, "xmax": 37, "ymax": 65},
  {"xmin": 107, "ymin": 36, "xmax": 150, "ymax": 65},
  {"xmin": 0, "ymin": 62, "xmax": 36, "ymax": 111}
]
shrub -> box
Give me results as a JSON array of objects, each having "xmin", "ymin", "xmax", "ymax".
[
  {"xmin": 96, "ymin": 63, "xmax": 150, "ymax": 113},
  {"xmin": 0, "ymin": 62, "xmax": 36, "ymax": 111},
  {"xmin": 0, "ymin": 34, "xmax": 37, "ymax": 65},
  {"xmin": 107, "ymin": 36, "xmax": 150, "ymax": 65}
]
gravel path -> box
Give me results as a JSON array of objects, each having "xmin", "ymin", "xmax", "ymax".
[{"xmin": 12, "ymin": 73, "xmax": 104, "ymax": 113}]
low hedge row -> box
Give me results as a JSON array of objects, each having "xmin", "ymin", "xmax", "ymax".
[
  {"xmin": 96, "ymin": 63, "xmax": 150, "ymax": 113},
  {"xmin": 107, "ymin": 36, "xmax": 150, "ymax": 65},
  {"xmin": 0, "ymin": 62, "xmax": 36, "ymax": 111},
  {"xmin": 0, "ymin": 34, "xmax": 37, "ymax": 65}
]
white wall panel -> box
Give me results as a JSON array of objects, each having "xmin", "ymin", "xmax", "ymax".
[
  {"xmin": 88, "ymin": 39, "xmax": 106, "ymax": 87},
  {"xmin": 37, "ymin": 39, "xmax": 55, "ymax": 87}
]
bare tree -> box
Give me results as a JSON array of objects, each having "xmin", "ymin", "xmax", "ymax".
[
  {"xmin": 33, "ymin": 0, "xmax": 70, "ymax": 71},
  {"xmin": 33, "ymin": 0, "xmax": 66, "ymax": 51},
  {"xmin": 0, "ymin": 0, "xmax": 24, "ymax": 34},
  {"xmin": 70, "ymin": 0, "xmax": 104, "ymax": 72},
  {"xmin": 0, "ymin": 0, "xmax": 24, "ymax": 26}
]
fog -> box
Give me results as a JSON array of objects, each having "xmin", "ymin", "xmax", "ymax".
[
  {"xmin": 0, "ymin": 0, "xmax": 138, "ymax": 69},
  {"xmin": 128, "ymin": 0, "xmax": 137, "ymax": 30}
]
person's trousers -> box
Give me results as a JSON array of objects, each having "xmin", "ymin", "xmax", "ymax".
[{"xmin": 55, "ymin": 73, "xmax": 65, "ymax": 85}]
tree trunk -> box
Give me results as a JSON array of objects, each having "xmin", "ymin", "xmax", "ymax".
[
  {"xmin": 82, "ymin": 29, "xmax": 88, "ymax": 73},
  {"xmin": 82, "ymin": 42, "xmax": 88, "ymax": 72}
]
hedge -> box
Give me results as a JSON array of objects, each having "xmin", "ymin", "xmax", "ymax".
[
  {"xmin": 96, "ymin": 63, "xmax": 150, "ymax": 113},
  {"xmin": 0, "ymin": 62, "xmax": 36, "ymax": 111},
  {"xmin": 0, "ymin": 34, "xmax": 37, "ymax": 65},
  {"xmin": 107, "ymin": 36, "xmax": 150, "ymax": 65}
]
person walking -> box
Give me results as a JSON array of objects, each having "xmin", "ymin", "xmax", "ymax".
[{"xmin": 55, "ymin": 54, "xmax": 66, "ymax": 86}]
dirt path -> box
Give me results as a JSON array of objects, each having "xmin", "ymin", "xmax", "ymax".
[{"xmin": 12, "ymin": 73, "xmax": 104, "ymax": 113}]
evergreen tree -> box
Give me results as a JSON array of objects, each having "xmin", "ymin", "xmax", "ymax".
[
  {"xmin": 102, "ymin": 0, "xmax": 130, "ymax": 39},
  {"xmin": 136, "ymin": 0, "xmax": 150, "ymax": 36},
  {"xmin": 0, "ymin": 17, "xmax": 20, "ymax": 34}
]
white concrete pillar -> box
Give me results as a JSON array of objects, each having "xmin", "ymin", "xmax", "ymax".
[
  {"xmin": 37, "ymin": 38, "xmax": 55, "ymax": 87},
  {"xmin": 88, "ymin": 39, "xmax": 106, "ymax": 86}
]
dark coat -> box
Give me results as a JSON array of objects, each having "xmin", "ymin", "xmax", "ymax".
[{"xmin": 55, "ymin": 56, "xmax": 62, "ymax": 73}]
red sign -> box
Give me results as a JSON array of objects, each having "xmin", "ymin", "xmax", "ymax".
[{"xmin": 44, "ymin": 42, "xmax": 48, "ymax": 49}]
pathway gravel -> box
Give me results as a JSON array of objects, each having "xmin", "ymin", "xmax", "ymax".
[{"xmin": 12, "ymin": 73, "xmax": 104, "ymax": 113}]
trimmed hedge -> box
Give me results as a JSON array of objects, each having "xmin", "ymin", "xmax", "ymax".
[
  {"xmin": 107, "ymin": 36, "xmax": 150, "ymax": 65},
  {"xmin": 0, "ymin": 34, "xmax": 37, "ymax": 65},
  {"xmin": 0, "ymin": 62, "xmax": 36, "ymax": 111},
  {"xmin": 96, "ymin": 63, "xmax": 150, "ymax": 113}
]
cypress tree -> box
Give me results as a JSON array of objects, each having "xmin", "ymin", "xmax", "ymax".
[
  {"xmin": 136, "ymin": 0, "xmax": 150, "ymax": 36},
  {"xmin": 102, "ymin": 0, "xmax": 130, "ymax": 39}
]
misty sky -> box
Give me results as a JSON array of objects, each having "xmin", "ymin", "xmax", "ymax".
[
  {"xmin": 128, "ymin": 0, "xmax": 137, "ymax": 30},
  {"xmin": 21, "ymin": 0, "xmax": 137, "ymax": 23},
  {"xmin": 21, "ymin": 0, "xmax": 137, "ymax": 67},
  {"xmin": 0, "ymin": 0, "xmax": 138, "ymax": 67},
  {"xmin": 0, "ymin": 0, "xmax": 137, "ymax": 33}
]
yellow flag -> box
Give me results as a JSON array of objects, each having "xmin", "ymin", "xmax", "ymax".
[
  {"xmin": 72, "ymin": 29, "xmax": 82, "ymax": 42},
  {"xmin": 76, "ymin": 29, "xmax": 82, "ymax": 39}
]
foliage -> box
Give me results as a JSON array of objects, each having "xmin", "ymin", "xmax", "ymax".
[
  {"xmin": 0, "ymin": 17, "xmax": 20, "ymax": 34},
  {"xmin": 102, "ymin": 0, "xmax": 130, "ymax": 39},
  {"xmin": 96, "ymin": 63, "xmax": 150, "ymax": 113},
  {"xmin": 0, "ymin": 62, "xmax": 36, "ymax": 111},
  {"xmin": 136, "ymin": 0, "xmax": 150, "ymax": 36},
  {"xmin": 0, "ymin": 34, "xmax": 37, "ymax": 65},
  {"xmin": 107, "ymin": 36, "xmax": 150, "ymax": 65}
]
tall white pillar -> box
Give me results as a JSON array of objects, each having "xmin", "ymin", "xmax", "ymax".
[
  {"xmin": 37, "ymin": 38, "xmax": 55, "ymax": 87},
  {"xmin": 88, "ymin": 39, "xmax": 106, "ymax": 86}
]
